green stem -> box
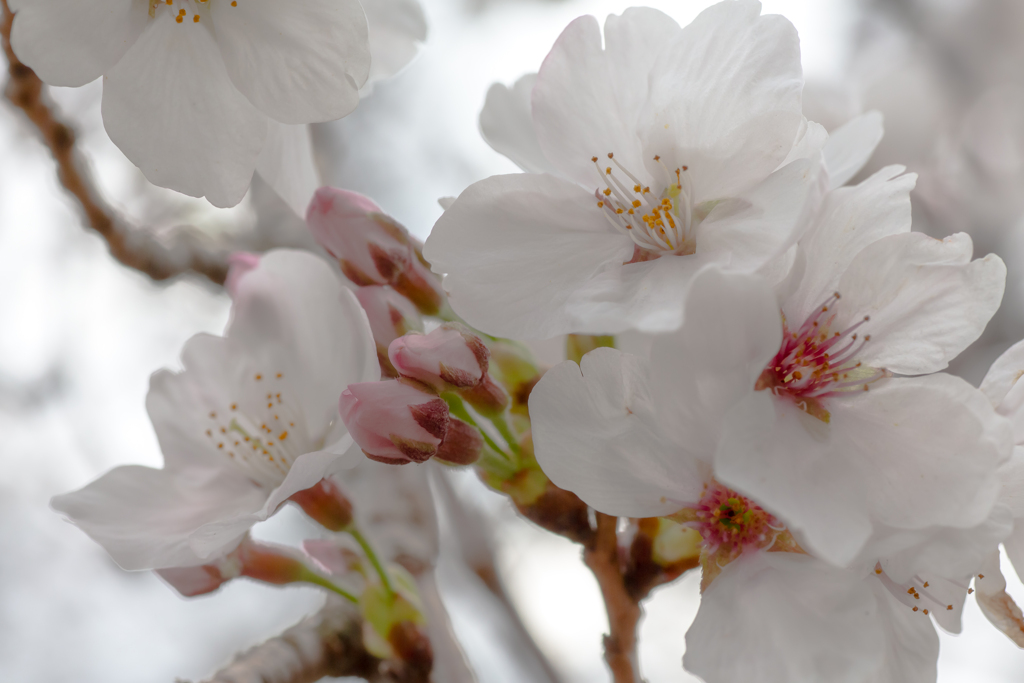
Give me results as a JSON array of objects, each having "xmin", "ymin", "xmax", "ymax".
[
  {"xmin": 298, "ymin": 569, "xmax": 360, "ymax": 604},
  {"xmin": 444, "ymin": 392, "xmax": 515, "ymax": 462},
  {"xmin": 489, "ymin": 413, "xmax": 522, "ymax": 456},
  {"xmin": 348, "ymin": 525, "xmax": 396, "ymax": 601}
]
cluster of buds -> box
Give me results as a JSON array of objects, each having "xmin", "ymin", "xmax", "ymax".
[{"xmin": 341, "ymin": 323, "xmax": 514, "ymax": 467}]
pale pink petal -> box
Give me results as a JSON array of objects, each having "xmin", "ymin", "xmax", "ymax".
[
  {"xmin": 640, "ymin": 0, "xmax": 803, "ymax": 203},
  {"xmin": 211, "ymin": 0, "xmax": 370, "ymax": 124},
  {"xmin": 256, "ymin": 122, "xmax": 320, "ymax": 218},
  {"xmin": 824, "ymin": 110, "xmax": 885, "ymax": 189},
  {"xmin": 10, "ymin": 0, "xmax": 146, "ymax": 87},
  {"xmin": 531, "ymin": 348, "xmax": 709, "ymax": 518},
  {"xmin": 361, "ymin": 0, "xmax": 427, "ymax": 92},
  {"xmin": 479, "ymin": 74, "xmax": 555, "ymax": 175},
  {"xmin": 832, "ymin": 232, "xmax": 1005, "ymax": 375},
  {"xmin": 981, "ymin": 339, "xmax": 1024, "ymax": 407},
  {"xmin": 867, "ymin": 578, "xmax": 940, "ymax": 683},
  {"xmin": 101, "ymin": 11, "xmax": 267, "ymax": 207}
]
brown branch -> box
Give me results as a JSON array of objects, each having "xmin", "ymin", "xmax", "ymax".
[
  {"xmin": 583, "ymin": 513, "xmax": 642, "ymax": 683},
  {"xmin": 1, "ymin": 0, "xmax": 230, "ymax": 284}
]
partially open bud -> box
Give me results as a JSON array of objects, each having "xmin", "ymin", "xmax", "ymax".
[
  {"xmin": 306, "ymin": 187, "xmax": 444, "ymax": 315},
  {"xmin": 224, "ymin": 251, "xmax": 261, "ymax": 296},
  {"xmin": 289, "ymin": 477, "xmax": 354, "ymax": 532},
  {"xmin": 435, "ymin": 417, "xmax": 483, "ymax": 466},
  {"xmin": 157, "ymin": 538, "xmax": 312, "ymax": 597},
  {"xmin": 355, "ymin": 286, "xmax": 424, "ymax": 378},
  {"xmin": 389, "ymin": 324, "xmax": 508, "ymax": 415},
  {"xmin": 340, "ymin": 378, "xmax": 449, "ymax": 464}
]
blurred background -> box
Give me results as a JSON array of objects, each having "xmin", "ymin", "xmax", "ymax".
[{"xmin": 3, "ymin": 0, "xmax": 1024, "ymax": 680}]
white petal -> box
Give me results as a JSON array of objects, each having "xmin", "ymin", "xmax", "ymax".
[
  {"xmin": 532, "ymin": 9, "xmax": 680, "ymax": 186},
  {"xmin": 717, "ymin": 374, "xmax": 1010, "ymax": 567},
  {"xmin": 422, "ymin": 173, "xmax": 632, "ymax": 339},
  {"xmin": 227, "ymin": 250, "xmax": 379, "ymax": 440},
  {"xmin": 1005, "ymin": 521, "xmax": 1024, "ymax": 581},
  {"xmin": 833, "ymin": 232, "xmax": 1005, "ymax": 375},
  {"xmin": 867, "ymin": 578, "xmax": 940, "ymax": 683},
  {"xmin": 784, "ymin": 165, "xmax": 915, "ymax": 321},
  {"xmin": 1000, "ymin": 448, "xmax": 1024, "ymax": 519},
  {"xmin": 360, "ymin": 0, "xmax": 427, "ymax": 93},
  {"xmin": 981, "ymin": 338, "xmax": 1024, "ymax": 407},
  {"xmin": 211, "ymin": 0, "xmax": 370, "ymax": 124},
  {"xmin": 777, "ymin": 118, "xmax": 828, "ymax": 168},
  {"xmin": 698, "ymin": 156, "xmax": 826, "ymax": 274},
  {"xmin": 188, "ymin": 449, "xmax": 348, "ymax": 559},
  {"xmin": 256, "ymin": 122, "xmax": 320, "ymax": 217},
  {"xmin": 101, "ymin": 11, "xmax": 267, "ymax": 207},
  {"xmin": 10, "ymin": 0, "xmax": 146, "ymax": 87},
  {"xmin": 479, "ymin": 74, "xmax": 555, "ymax": 175},
  {"xmin": 649, "ymin": 267, "xmax": 781, "ymax": 454},
  {"xmin": 640, "ymin": 0, "xmax": 803, "ymax": 203},
  {"xmin": 684, "ymin": 552, "xmax": 883, "ymax": 683},
  {"xmin": 51, "ymin": 464, "xmax": 265, "ymax": 570},
  {"xmin": 824, "ymin": 110, "xmax": 885, "ymax": 189},
  {"xmin": 531, "ymin": 348, "xmax": 709, "ymax": 518},
  {"xmin": 975, "ymin": 551, "xmax": 1024, "ymax": 648}
]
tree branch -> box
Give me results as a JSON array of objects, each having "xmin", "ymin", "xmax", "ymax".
[
  {"xmin": 583, "ymin": 513, "xmax": 642, "ymax": 683},
  {"xmin": 1, "ymin": 0, "xmax": 231, "ymax": 285}
]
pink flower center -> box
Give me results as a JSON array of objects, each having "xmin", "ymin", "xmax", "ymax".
[
  {"xmin": 591, "ymin": 153, "xmax": 697, "ymax": 257},
  {"xmin": 756, "ymin": 293, "xmax": 890, "ymax": 422}
]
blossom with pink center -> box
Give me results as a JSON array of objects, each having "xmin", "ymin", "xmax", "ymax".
[
  {"xmin": 51, "ymin": 250, "xmax": 379, "ymax": 571},
  {"xmin": 424, "ymin": 2, "xmax": 888, "ymax": 339}
]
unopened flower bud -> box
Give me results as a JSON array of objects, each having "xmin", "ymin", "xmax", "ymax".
[
  {"xmin": 306, "ymin": 187, "xmax": 444, "ymax": 315},
  {"xmin": 435, "ymin": 417, "xmax": 483, "ymax": 466},
  {"xmin": 340, "ymin": 378, "xmax": 450, "ymax": 464},
  {"xmin": 224, "ymin": 251, "xmax": 261, "ymax": 296},
  {"xmin": 289, "ymin": 477, "xmax": 354, "ymax": 532},
  {"xmin": 389, "ymin": 323, "xmax": 509, "ymax": 415},
  {"xmin": 156, "ymin": 538, "xmax": 310, "ymax": 597},
  {"xmin": 355, "ymin": 286, "xmax": 424, "ymax": 378},
  {"xmin": 360, "ymin": 565, "xmax": 432, "ymax": 672}
]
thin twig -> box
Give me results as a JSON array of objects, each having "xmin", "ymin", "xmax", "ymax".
[
  {"xmin": 583, "ymin": 513, "xmax": 642, "ymax": 683},
  {"xmin": 1, "ymin": 0, "xmax": 231, "ymax": 284}
]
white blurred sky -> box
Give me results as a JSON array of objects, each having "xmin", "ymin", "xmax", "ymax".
[{"xmin": 2, "ymin": 0, "xmax": 1023, "ymax": 681}]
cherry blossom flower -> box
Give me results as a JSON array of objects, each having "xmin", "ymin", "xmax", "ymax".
[
  {"xmin": 529, "ymin": 272, "xmax": 989, "ymax": 680},
  {"xmin": 425, "ymin": 1, "xmax": 855, "ymax": 339},
  {"xmin": 8, "ymin": 0, "xmax": 380, "ymax": 208},
  {"xmin": 51, "ymin": 250, "xmax": 379, "ymax": 570}
]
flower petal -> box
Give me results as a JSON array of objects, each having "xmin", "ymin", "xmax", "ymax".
[
  {"xmin": 423, "ymin": 173, "xmax": 632, "ymax": 339},
  {"xmin": 697, "ymin": 156, "xmax": 826, "ymax": 274},
  {"xmin": 256, "ymin": 122, "xmax": 320, "ymax": 217},
  {"xmin": 211, "ymin": 0, "xmax": 370, "ymax": 124},
  {"xmin": 480, "ymin": 74, "xmax": 556, "ymax": 175},
  {"xmin": 361, "ymin": 0, "xmax": 427, "ymax": 93},
  {"xmin": 833, "ymin": 232, "xmax": 1006, "ymax": 375},
  {"xmin": 649, "ymin": 267, "xmax": 781, "ymax": 454},
  {"xmin": 824, "ymin": 110, "xmax": 885, "ymax": 189},
  {"xmin": 227, "ymin": 250, "xmax": 379, "ymax": 440},
  {"xmin": 980, "ymin": 338, "xmax": 1024, "ymax": 407},
  {"xmin": 640, "ymin": 0, "xmax": 803, "ymax": 203},
  {"xmin": 784, "ymin": 165, "xmax": 915, "ymax": 322},
  {"xmin": 717, "ymin": 374, "xmax": 1010, "ymax": 567},
  {"xmin": 532, "ymin": 9, "xmax": 680, "ymax": 186},
  {"xmin": 867, "ymin": 578, "xmax": 940, "ymax": 683},
  {"xmin": 10, "ymin": 0, "xmax": 146, "ymax": 87},
  {"xmin": 975, "ymin": 551, "xmax": 1024, "ymax": 648},
  {"xmin": 101, "ymin": 11, "xmax": 267, "ymax": 207},
  {"xmin": 531, "ymin": 347, "xmax": 709, "ymax": 518},
  {"xmin": 51, "ymin": 464, "xmax": 265, "ymax": 570},
  {"xmin": 684, "ymin": 552, "xmax": 884, "ymax": 683}
]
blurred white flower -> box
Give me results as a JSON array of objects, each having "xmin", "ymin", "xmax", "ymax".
[
  {"xmin": 9, "ymin": 0, "xmax": 382, "ymax": 208},
  {"xmin": 51, "ymin": 250, "xmax": 379, "ymax": 570},
  {"xmin": 426, "ymin": 1, "xmax": 843, "ymax": 339}
]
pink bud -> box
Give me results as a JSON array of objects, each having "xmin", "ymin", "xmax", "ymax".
[
  {"xmin": 435, "ymin": 417, "xmax": 483, "ymax": 466},
  {"xmin": 340, "ymin": 378, "xmax": 450, "ymax": 464},
  {"xmin": 224, "ymin": 251, "xmax": 261, "ymax": 296},
  {"xmin": 156, "ymin": 538, "xmax": 308, "ymax": 597},
  {"xmin": 355, "ymin": 286, "xmax": 424, "ymax": 378},
  {"xmin": 289, "ymin": 477, "xmax": 354, "ymax": 532},
  {"xmin": 158, "ymin": 564, "xmax": 233, "ymax": 597},
  {"xmin": 306, "ymin": 187, "xmax": 444, "ymax": 315},
  {"xmin": 388, "ymin": 324, "xmax": 488, "ymax": 392}
]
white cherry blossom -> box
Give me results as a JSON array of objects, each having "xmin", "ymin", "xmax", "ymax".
[
  {"xmin": 10, "ymin": 0, "xmax": 375, "ymax": 207},
  {"xmin": 425, "ymin": 1, "xmax": 847, "ymax": 339},
  {"xmin": 51, "ymin": 250, "xmax": 378, "ymax": 570},
  {"xmin": 529, "ymin": 271, "xmax": 986, "ymax": 681}
]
